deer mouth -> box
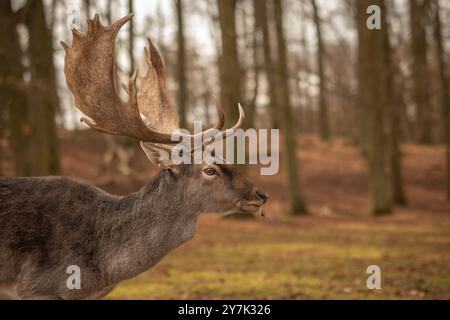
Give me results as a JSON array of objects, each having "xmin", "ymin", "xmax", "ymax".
[
  {"xmin": 224, "ymin": 199, "xmax": 266, "ymax": 217},
  {"xmin": 236, "ymin": 201, "xmax": 265, "ymax": 217}
]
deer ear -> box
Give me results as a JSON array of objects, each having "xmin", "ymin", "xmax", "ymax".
[{"xmin": 140, "ymin": 142, "xmax": 175, "ymax": 168}]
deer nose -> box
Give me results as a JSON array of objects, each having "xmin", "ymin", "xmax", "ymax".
[{"xmin": 256, "ymin": 190, "xmax": 268, "ymax": 204}]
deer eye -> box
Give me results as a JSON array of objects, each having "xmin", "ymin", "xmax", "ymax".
[{"xmin": 203, "ymin": 167, "xmax": 217, "ymax": 176}]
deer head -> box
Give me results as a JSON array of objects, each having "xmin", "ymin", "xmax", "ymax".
[{"xmin": 60, "ymin": 13, "xmax": 268, "ymax": 216}]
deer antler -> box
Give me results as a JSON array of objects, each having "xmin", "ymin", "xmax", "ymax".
[{"xmin": 61, "ymin": 14, "xmax": 243, "ymax": 148}]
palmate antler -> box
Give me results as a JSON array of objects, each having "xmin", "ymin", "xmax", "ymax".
[{"xmin": 61, "ymin": 13, "xmax": 244, "ymax": 150}]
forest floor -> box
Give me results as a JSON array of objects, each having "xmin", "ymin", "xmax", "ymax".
[{"xmin": 2, "ymin": 131, "xmax": 449, "ymax": 299}]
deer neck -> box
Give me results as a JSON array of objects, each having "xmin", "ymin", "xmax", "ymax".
[{"xmin": 100, "ymin": 170, "xmax": 199, "ymax": 284}]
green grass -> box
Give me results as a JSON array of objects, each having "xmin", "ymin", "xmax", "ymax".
[{"xmin": 107, "ymin": 214, "xmax": 450, "ymax": 299}]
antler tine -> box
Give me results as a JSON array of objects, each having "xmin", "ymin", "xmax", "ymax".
[
  {"xmin": 137, "ymin": 38, "xmax": 179, "ymax": 135},
  {"xmin": 108, "ymin": 13, "xmax": 134, "ymax": 35},
  {"xmin": 232, "ymin": 103, "xmax": 246, "ymax": 129},
  {"xmin": 205, "ymin": 103, "xmax": 245, "ymax": 145},
  {"xmin": 193, "ymin": 103, "xmax": 245, "ymax": 151}
]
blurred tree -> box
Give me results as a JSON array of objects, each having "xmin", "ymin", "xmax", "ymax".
[
  {"xmin": 25, "ymin": 0, "xmax": 60, "ymax": 175},
  {"xmin": 217, "ymin": 0, "xmax": 242, "ymax": 128},
  {"xmin": 239, "ymin": 1, "xmax": 256, "ymax": 128},
  {"xmin": 0, "ymin": 0, "xmax": 31, "ymax": 176},
  {"xmin": 357, "ymin": 0, "xmax": 391, "ymax": 214},
  {"xmin": 299, "ymin": 0, "xmax": 314, "ymax": 134},
  {"xmin": 49, "ymin": 0, "xmax": 57, "ymax": 31},
  {"xmin": 384, "ymin": 3, "xmax": 406, "ymax": 205},
  {"xmin": 155, "ymin": 0, "xmax": 168, "ymax": 58},
  {"xmin": 176, "ymin": 0, "xmax": 188, "ymax": 129},
  {"xmin": 248, "ymin": 12, "xmax": 258, "ymax": 129},
  {"xmin": 106, "ymin": 0, "xmax": 112, "ymax": 24},
  {"xmin": 255, "ymin": 0, "xmax": 279, "ymax": 128},
  {"xmin": 409, "ymin": 0, "xmax": 432, "ymax": 144},
  {"xmin": 389, "ymin": 79, "xmax": 406, "ymax": 205},
  {"xmin": 389, "ymin": 1, "xmax": 415, "ymax": 143},
  {"xmin": 84, "ymin": 0, "xmax": 91, "ymax": 20},
  {"xmin": 432, "ymin": 0, "xmax": 450, "ymax": 200},
  {"xmin": 273, "ymin": 0, "xmax": 308, "ymax": 215},
  {"xmin": 128, "ymin": 0, "xmax": 134, "ymax": 77},
  {"xmin": 218, "ymin": 0, "xmax": 251, "ymax": 218},
  {"xmin": 311, "ymin": 0, "xmax": 330, "ymax": 141},
  {"xmin": 199, "ymin": 65, "xmax": 212, "ymax": 126},
  {"xmin": 355, "ymin": 0, "xmax": 368, "ymax": 155}
]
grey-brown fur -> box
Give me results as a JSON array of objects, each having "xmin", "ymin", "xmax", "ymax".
[{"xmin": 0, "ymin": 164, "xmax": 267, "ymax": 299}]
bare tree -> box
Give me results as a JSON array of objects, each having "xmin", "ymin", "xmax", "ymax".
[
  {"xmin": 25, "ymin": 0, "xmax": 60, "ymax": 175},
  {"xmin": 176, "ymin": 0, "xmax": 188, "ymax": 128},
  {"xmin": 357, "ymin": 0, "xmax": 391, "ymax": 214},
  {"xmin": 239, "ymin": 0, "xmax": 256, "ymax": 128},
  {"xmin": 128, "ymin": 0, "xmax": 134, "ymax": 76},
  {"xmin": 432, "ymin": 0, "xmax": 450, "ymax": 199},
  {"xmin": 0, "ymin": 0, "xmax": 31, "ymax": 176},
  {"xmin": 255, "ymin": 0, "xmax": 279, "ymax": 128},
  {"xmin": 49, "ymin": 0, "xmax": 58, "ymax": 31},
  {"xmin": 355, "ymin": 0, "xmax": 368, "ymax": 154},
  {"xmin": 106, "ymin": 0, "xmax": 112, "ymax": 24},
  {"xmin": 217, "ymin": 0, "xmax": 242, "ymax": 127},
  {"xmin": 311, "ymin": 0, "xmax": 330, "ymax": 141},
  {"xmin": 84, "ymin": 0, "xmax": 90, "ymax": 20},
  {"xmin": 273, "ymin": 0, "xmax": 308, "ymax": 215},
  {"xmin": 299, "ymin": 0, "xmax": 314, "ymax": 134},
  {"xmin": 409, "ymin": 0, "xmax": 432, "ymax": 144},
  {"xmin": 385, "ymin": 3, "xmax": 406, "ymax": 205}
]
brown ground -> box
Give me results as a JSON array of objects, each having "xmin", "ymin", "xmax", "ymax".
[{"xmin": 1, "ymin": 130, "xmax": 449, "ymax": 299}]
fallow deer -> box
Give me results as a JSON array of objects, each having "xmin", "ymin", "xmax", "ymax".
[{"xmin": 0, "ymin": 14, "xmax": 268, "ymax": 300}]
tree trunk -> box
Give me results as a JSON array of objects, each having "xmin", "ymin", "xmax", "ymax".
[
  {"xmin": 255, "ymin": 0, "xmax": 279, "ymax": 128},
  {"xmin": 355, "ymin": 0, "xmax": 368, "ymax": 155},
  {"xmin": 357, "ymin": 0, "xmax": 391, "ymax": 215},
  {"xmin": 84, "ymin": 0, "xmax": 90, "ymax": 20},
  {"xmin": 409, "ymin": 0, "xmax": 432, "ymax": 144},
  {"xmin": 241, "ymin": 1, "xmax": 256, "ymax": 128},
  {"xmin": 128, "ymin": 0, "xmax": 134, "ymax": 77},
  {"xmin": 106, "ymin": 0, "xmax": 112, "ymax": 24},
  {"xmin": 176, "ymin": 0, "xmax": 188, "ymax": 129},
  {"xmin": 385, "ymin": 5, "xmax": 406, "ymax": 205},
  {"xmin": 217, "ymin": 0, "xmax": 242, "ymax": 128},
  {"xmin": 300, "ymin": 1, "xmax": 313, "ymax": 134},
  {"xmin": 49, "ymin": 0, "xmax": 57, "ymax": 31},
  {"xmin": 25, "ymin": 0, "xmax": 60, "ymax": 175},
  {"xmin": 273, "ymin": 0, "xmax": 307, "ymax": 215},
  {"xmin": 432, "ymin": 0, "xmax": 450, "ymax": 200},
  {"xmin": 217, "ymin": 0, "xmax": 250, "ymax": 181},
  {"xmin": 0, "ymin": 0, "xmax": 31, "ymax": 176},
  {"xmin": 390, "ymin": 71, "xmax": 406, "ymax": 205},
  {"xmin": 248, "ymin": 19, "xmax": 258, "ymax": 128},
  {"xmin": 311, "ymin": 0, "xmax": 329, "ymax": 141}
]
